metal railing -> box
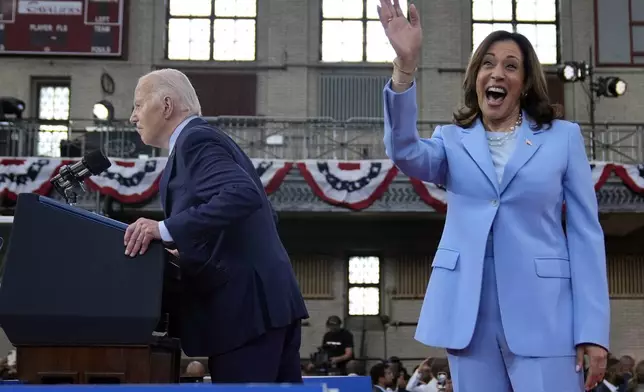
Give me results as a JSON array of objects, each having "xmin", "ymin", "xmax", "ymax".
[{"xmin": 0, "ymin": 117, "xmax": 642, "ymax": 163}]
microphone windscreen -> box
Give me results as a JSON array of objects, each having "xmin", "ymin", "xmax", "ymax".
[{"xmin": 83, "ymin": 150, "xmax": 112, "ymax": 175}]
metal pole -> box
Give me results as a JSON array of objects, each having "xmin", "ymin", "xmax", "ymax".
[
  {"xmin": 383, "ymin": 325, "xmax": 388, "ymax": 360},
  {"xmin": 588, "ymin": 46, "xmax": 597, "ymax": 160}
]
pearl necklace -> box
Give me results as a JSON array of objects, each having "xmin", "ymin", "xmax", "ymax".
[{"xmin": 486, "ymin": 114, "xmax": 523, "ymax": 147}]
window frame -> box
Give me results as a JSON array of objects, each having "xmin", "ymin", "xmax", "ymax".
[
  {"xmin": 32, "ymin": 78, "xmax": 71, "ymax": 127},
  {"xmin": 319, "ymin": 0, "xmax": 409, "ymax": 63},
  {"xmin": 30, "ymin": 77, "xmax": 72, "ymax": 157},
  {"xmin": 164, "ymin": 0, "xmax": 258, "ymax": 62},
  {"xmin": 471, "ymin": 0, "xmax": 561, "ymax": 65},
  {"xmin": 345, "ymin": 254, "xmax": 382, "ymax": 317},
  {"xmin": 594, "ymin": 0, "xmax": 644, "ymax": 67}
]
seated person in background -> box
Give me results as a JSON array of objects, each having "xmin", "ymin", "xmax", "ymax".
[
  {"xmin": 321, "ymin": 316, "xmax": 354, "ymax": 374},
  {"xmin": 594, "ymin": 357, "xmax": 624, "ymax": 392},
  {"xmin": 301, "ymin": 361, "xmax": 317, "ymax": 376},
  {"xmin": 371, "ymin": 362, "xmax": 395, "ymax": 392},
  {"xmin": 387, "ymin": 358, "xmax": 410, "ymax": 392},
  {"xmin": 180, "ymin": 360, "xmax": 206, "ymax": 383},
  {"xmin": 346, "ymin": 360, "xmax": 365, "ymax": 376},
  {"xmin": 625, "ymin": 360, "xmax": 644, "ymax": 392},
  {"xmin": 185, "ymin": 361, "xmax": 206, "ymax": 378},
  {"xmin": 407, "ymin": 357, "xmax": 449, "ymax": 392},
  {"xmin": 619, "ymin": 355, "xmax": 636, "ymax": 389},
  {"xmin": 396, "ymin": 367, "xmax": 411, "ymax": 392},
  {"xmin": 0, "ymin": 357, "xmax": 16, "ymax": 380}
]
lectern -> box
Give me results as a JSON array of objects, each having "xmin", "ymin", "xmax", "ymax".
[{"xmin": 0, "ymin": 193, "xmax": 182, "ymax": 384}]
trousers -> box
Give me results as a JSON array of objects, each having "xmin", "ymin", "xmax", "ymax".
[
  {"xmin": 208, "ymin": 320, "xmax": 302, "ymax": 383},
  {"xmin": 446, "ymin": 237, "xmax": 584, "ymax": 392}
]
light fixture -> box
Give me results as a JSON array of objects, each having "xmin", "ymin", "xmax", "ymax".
[
  {"xmin": 557, "ymin": 60, "xmax": 627, "ymax": 98},
  {"xmin": 93, "ymin": 100, "xmax": 114, "ymax": 122},
  {"xmin": 0, "ymin": 97, "xmax": 26, "ymax": 120},
  {"xmin": 594, "ymin": 77, "xmax": 627, "ymax": 98},
  {"xmin": 557, "ymin": 47, "xmax": 627, "ymax": 161},
  {"xmin": 557, "ymin": 61, "xmax": 588, "ymax": 83}
]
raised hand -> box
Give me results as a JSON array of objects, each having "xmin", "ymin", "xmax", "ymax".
[{"xmin": 377, "ymin": 0, "xmax": 422, "ymax": 69}]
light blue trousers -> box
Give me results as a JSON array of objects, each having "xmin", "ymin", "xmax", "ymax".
[{"xmin": 446, "ymin": 237, "xmax": 584, "ymax": 392}]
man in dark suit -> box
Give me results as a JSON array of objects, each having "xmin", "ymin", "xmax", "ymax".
[{"xmin": 124, "ymin": 68, "xmax": 309, "ymax": 383}]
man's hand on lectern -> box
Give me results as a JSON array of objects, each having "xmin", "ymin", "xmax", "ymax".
[{"xmin": 124, "ymin": 217, "xmax": 161, "ymax": 257}]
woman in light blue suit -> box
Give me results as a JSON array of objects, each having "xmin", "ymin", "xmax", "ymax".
[{"xmin": 376, "ymin": 1, "xmax": 610, "ymax": 391}]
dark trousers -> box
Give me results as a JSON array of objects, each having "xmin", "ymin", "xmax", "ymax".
[{"xmin": 208, "ymin": 320, "xmax": 302, "ymax": 383}]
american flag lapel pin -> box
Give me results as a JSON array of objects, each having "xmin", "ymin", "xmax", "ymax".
[{"xmin": 525, "ymin": 138, "xmax": 533, "ymax": 146}]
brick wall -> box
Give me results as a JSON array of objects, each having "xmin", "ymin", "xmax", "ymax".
[{"xmin": 1, "ymin": 0, "xmax": 643, "ymax": 123}]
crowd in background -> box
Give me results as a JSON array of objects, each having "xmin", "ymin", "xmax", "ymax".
[
  {"xmin": 0, "ymin": 350, "xmax": 16, "ymax": 380},
  {"xmin": 2, "ymin": 342, "xmax": 644, "ymax": 392}
]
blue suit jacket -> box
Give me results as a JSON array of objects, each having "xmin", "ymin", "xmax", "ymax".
[
  {"xmin": 160, "ymin": 118, "xmax": 309, "ymax": 357},
  {"xmin": 383, "ymin": 83, "xmax": 610, "ymax": 357}
]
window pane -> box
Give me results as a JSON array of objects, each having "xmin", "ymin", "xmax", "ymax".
[
  {"xmin": 473, "ymin": 0, "xmax": 514, "ymax": 20},
  {"xmin": 169, "ymin": 0, "xmax": 211, "ymax": 17},
  {"xmin": 472, "ymin": 0, "xmax": 493, "ymax": 20},
  {"xmin": 366, "ymin": 20, "xmax": 395, "ymax": 62},
  {"xmin": 516, "ymin": 0, "xmax": 556, "ymax": 22},
  {"xmin": 168, "ymin": 18, "xmax": 211, "ymax": 60},
  {"xmin": 167, "ymin": 43, "xmax": 190, "ymax": 60},
  {"xmin": 492, "ymin": 0, "xmax": 513, "ymax": 19},
  {"xmin": 168, "ymin": 18, "xmax": 210, "ymax": 60},
  {"xmin": 213, "ymin": 18, "xmax": 256, "ymax": 61},
  {"xmin": 38, "ymin": 86, "xmax": 69, "ymax": 121},
  {"xmin": 189, "ymin": 19, "xmax": 211, "ymax": 60},
  {"xmin": 348, "ymin": 256, "xmax": 380, "ymax": 284},
  {"xmin": 348, "ymin": 287, "xmax": 379, "ymax": 316},
  {"xmin": 516, "ymin": 23, "xmax": 557, "ymax": 64},
  {"xmin": 321, "ymin": 20, "xmax": 363, "ymax": 62},
  {"xmin": 215, "ymin": 0, "xmax": 257, "ymax": 17},
  {"xmin": 322, "ymin": 0, "xmax": 363, "ymax": 19},
  {"xmin": 168, "ymin": 40, "xmax": 190, "ymax": 60},
  {"xmin": 38, "ymin": 125, "xmax": 68, "ymax": 157},
  {"xmin": 168, "ymin": 19, "xmax": 191, "ymax": 60},
  {"xmin": 366, "ymin": 0, "xmax": 407, "ymax": 19},
  {"xmin": 472, "ymin": 23, "xmax": 513, "ymax": 51}
]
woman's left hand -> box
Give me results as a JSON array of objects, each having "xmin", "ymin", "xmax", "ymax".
[{"xmin": 576, "ymin": 344, "xmax": 607, "ymax": 390}]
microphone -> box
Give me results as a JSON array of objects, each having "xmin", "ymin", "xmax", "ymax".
[{"xmin": 50, "ymin": 150, "xmax": 112, "ymax": 205}]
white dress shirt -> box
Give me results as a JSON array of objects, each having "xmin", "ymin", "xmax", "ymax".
[{"xmin": 406, "ymin": 370, "xmax": 438, "ymax": 392}]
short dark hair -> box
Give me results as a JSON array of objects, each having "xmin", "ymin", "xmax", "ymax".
[
  {"xmin": 453, "ymin": 30, "xmax": 561, "ymax": 130},
  {"xmin": 370, "ymin": 362, "xmax": 387, "ymax": 384},
  {"xmin": 326, "ymin": 315, "xmax": 342, "ymax": 327},
  {"xmin": 345, "ymin": 360, "xmax": 364, "ymax": 376}
]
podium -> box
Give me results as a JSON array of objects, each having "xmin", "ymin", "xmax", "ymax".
[{"xmin": 0, "ymin": 193, "xmax": 182, "ymax": 384}]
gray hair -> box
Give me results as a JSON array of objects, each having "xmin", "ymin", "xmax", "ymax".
[{"xmin": 140, "ymin": 68, "xmax": 202, "ymax": 116}]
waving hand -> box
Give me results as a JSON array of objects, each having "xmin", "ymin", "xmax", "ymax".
[{"xmin": 377, "ymin": 0, "xmax": 422, "ymax": 70}]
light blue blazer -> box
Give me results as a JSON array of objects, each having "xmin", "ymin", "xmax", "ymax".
[{"xmin": 383, "ymin": 82, "xmax": 610, "ymax": 357}]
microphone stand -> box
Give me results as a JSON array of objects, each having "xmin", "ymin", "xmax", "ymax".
[{"xmin": 51, "ymin": 165, "xmax": 88, "ymax": 206}]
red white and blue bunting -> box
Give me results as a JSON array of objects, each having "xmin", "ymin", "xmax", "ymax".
[
  {"xmin": 297, "ymin": 160, "xmax": 398, "ymax": 210},
  {"xmin": 86, "ymin": 158, "xmax": 167, "ymax": 204},
  {"xmin": 0, "ymin": 158, "xmax": 641, "ymax": 211},
  {"xmin": 252, "ymin": 159, "xmax": 293, "ymax": 194},
  {"xmin": 0, "ymin": 158, "xmax": 61, "ymax": 198}
]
